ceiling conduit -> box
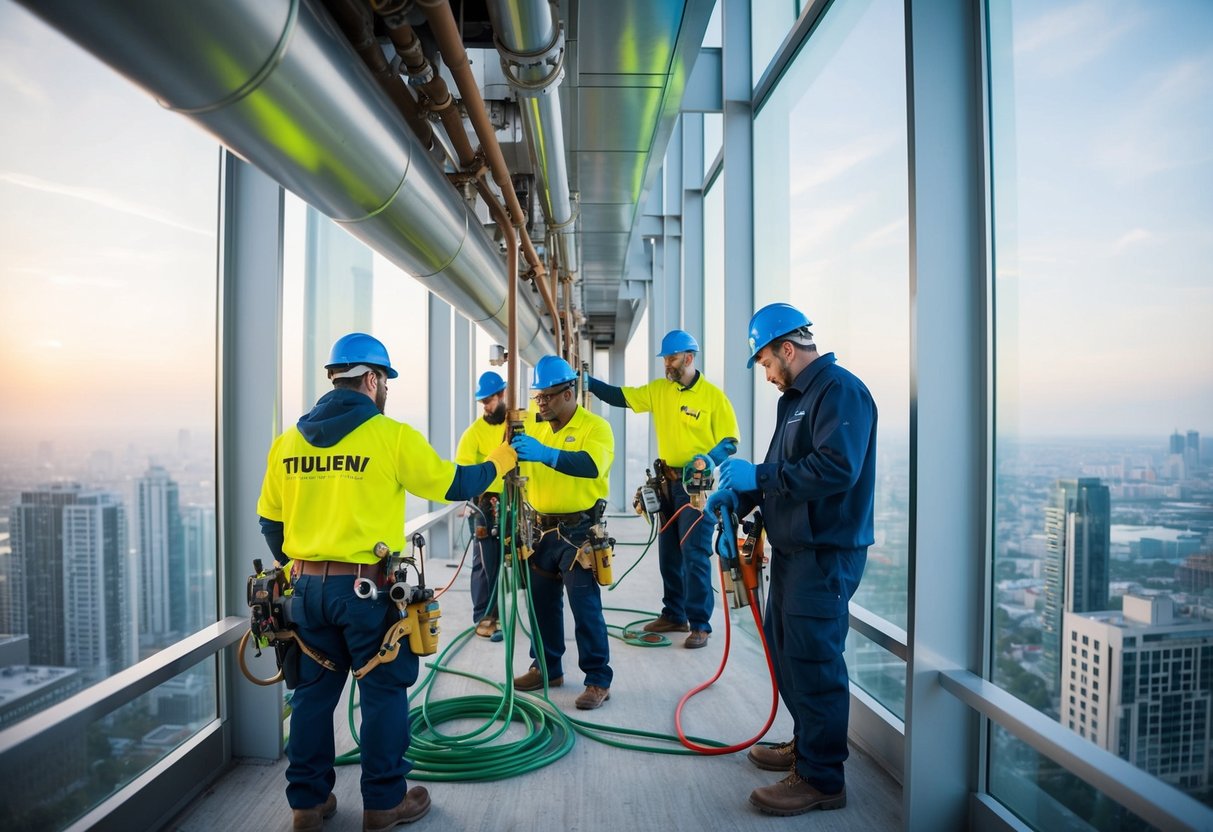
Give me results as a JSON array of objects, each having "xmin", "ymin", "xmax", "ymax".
[
  {"xmin": 17, "ymin": 0, "xmax": 556, "ymax": 365},
  {"xmin": 486, "ymin": 0, "xmax": 578, "ymax": 284}
]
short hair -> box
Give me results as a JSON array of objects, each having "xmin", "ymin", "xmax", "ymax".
[
  {"xmin": 772, "ymin": 326, "xmax": 816, "ymax": 354},
  {"xmin": 329, "ymin": 365, "xmax": 382, "ymax": 390}
]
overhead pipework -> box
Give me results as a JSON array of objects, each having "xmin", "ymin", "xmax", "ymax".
[
  {"xmin": 486, "ymin": 0, "xmax": 579, "ymax": 287},
  {"xmin": 17, "ymin": 0, "xmax": 557, "ymax": 366}
]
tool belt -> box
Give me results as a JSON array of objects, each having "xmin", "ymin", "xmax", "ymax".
[
  {"xmin": 534, "ymin": 510, "xmax": 589, "ymax": 530},
  {"xmin": 292, "ymin": 559, "xmax": 373, "ymax": 578}
]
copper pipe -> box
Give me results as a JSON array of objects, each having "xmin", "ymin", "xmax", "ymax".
[
  {"xmin": 477, "ymin": 179, "xmax": 520, "ymax": 407},
  {"xmin": 416, "ymin": 0, "xmax": 561, "ymax": 349},
  {"xmin": 372, "ymin": 5, "xmax": 477, "ymax": 168},
  {"xmin": 323, "ymin": 0, "xmax": 434, "ymax": 149}
]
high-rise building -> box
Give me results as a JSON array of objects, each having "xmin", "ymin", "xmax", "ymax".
[
  {"xmin": 1186, "ymin": 430, "xmax": 1201, "ymax": 471},
  {"xmin": 1171, "ymin": 430, "xmax": 1187, "ymax": 456},
  {"xmin": 180, "ymin": 505, "xmax": 216, "ymax": 634},
  {"xmin": 8, "ymin": 484, "xmax": 82, "ymax": 666},
  {"xmin": 1042, "ymin": 478, "xmax": 1111, "ymax": 700},
  {"xmin": 62, "ymin": 492, "xmax": 134, "ymax": 680},
  {"xmin": 7, "ymin": 485, "xmax": 133, "ymax": 680},
  {"xmin": 137, "ymin": 465, "xmax": 185, "ymax": 644},
  {"xmin": 1064, "ymin": 596, "xmax": 1213, "ymax": 792}
]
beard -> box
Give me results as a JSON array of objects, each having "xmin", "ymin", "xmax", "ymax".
[
  {"xmin": 772, "ymin": 355, "xmax": 794, "ymax": 391},
  {"xmin": 374, "ymin": 384, "xmax": 387, "ymax": 414},
  {"xmin": 484, "ymin": 402, "xmax": 507, "ymax": 425},
  {"xmin": 664, "ymin": 356, "xmax": 687, "ymax": 382}
]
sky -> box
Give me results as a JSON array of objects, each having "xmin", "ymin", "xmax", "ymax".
[
  {"xmin": 752, "ymin": 0, "xmax": 1211, "ymax": 440},
  {"xmin": 0, "ymin": 4, "xmax": 219, "ymax": 438}
]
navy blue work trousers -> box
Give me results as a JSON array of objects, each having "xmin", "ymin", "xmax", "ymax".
[
  {"xmin": 656, "ymin": 481, "xmax": 716, "ymax": 632},
  {"xmin": 526, "ymin": 522, "xmax": 613, "ymax": 689},
  {"xmin": 470, "ymin": 503, "xmax": 502, "ymax": 622},
  {"xmin": 764, "ymin": 546, "xmax": 866, "ymax": 794},
  {"xmin": 285, "ymin": 573, "xmax": 419, "ymax": 811}
]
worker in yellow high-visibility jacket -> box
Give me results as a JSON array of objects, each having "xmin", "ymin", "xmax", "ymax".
[{"xmin": 257, "ymin": 333, "xmax": 515, "ymax": 832}]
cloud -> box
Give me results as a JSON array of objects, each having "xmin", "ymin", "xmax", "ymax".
[
  {"xmin": 0, "ymin": 62, "xmax": 46, "ymax": 104},
  {"xmin": 0, "ymin": 171, "xmax": 213, "ymax": 237},
  {"xmin": 1013, "ymin": 2, "xmax": 1140, "ymax": 75},
  {"xmin": 1113, "ymin": 228, "xmax": 1152, "ymax": 252},
  {"xmin": 789, "ymin": 132, "xmax": 899, "ymax": 195}
]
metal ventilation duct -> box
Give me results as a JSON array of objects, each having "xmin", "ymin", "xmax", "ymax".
[
  {"xmin": 487, "ymin": 0, "xmax": 578, "ymax": 280},
  {"xmin": 17, "ymin": 0, "xmax": 556, "ymax": 364}
]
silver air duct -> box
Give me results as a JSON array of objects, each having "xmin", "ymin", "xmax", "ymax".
[
  {"xmin": 487, "ymin": 0, "xmax": 578, "ymax": 280},
  {"xmin": 18, "ymin": 0, "xmax": 556, "ymax": 364}
]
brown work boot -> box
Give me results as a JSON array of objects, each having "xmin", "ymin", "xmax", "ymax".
[
  {"xmin": 474, "ymin": 616, "xmax": 499, "ymax": 638},
  {"xmin": 749, "ymin": 772, "xmax": 846, "ymax": 816},
  {"xmin": 575, "ymin": 685, "xmax": 610, "ymax": 710},
  {"xmin": 363, "ymin": 786, "xmax": 430, "ymax": 830},
  {"xmin": 292, "ymin": 793, "xmax": 336, "ymax": 832},
  {"xmin": 747, "ymin": 739, "xmax": 796, "ymax": 771},
  {"xmin": 642, "ymin": 616, "xmax": 690, "ymax": 633},
  {"xmin": 684, "ymin": 630, "xmax": 709, "ymax": 649},
  {"xmin": 513, "ymin": 666, "xmax": 563, "ymax": 691}
]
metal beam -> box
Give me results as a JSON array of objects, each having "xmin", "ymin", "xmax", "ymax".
[
  {"xmin": 902, "ymin": 0, "xmax": 988, "ymax": 826},
  {"xmin": 722, "ymin": 0, "xmax": 754, "ymax": 455},
  {"xmin": 217, "ymin": 153, "xmax": 286, "ymax": 761}
]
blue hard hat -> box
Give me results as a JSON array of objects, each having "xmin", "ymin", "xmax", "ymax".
[
  {"xmin": 746, "ymin": 303, "xmax": 813, "ymax": 369},
  {"xmin": 326, "ymin": 332, "xmax": 398, "ymax": 379},
  {"xmin": 474, "ymin": 371, "xmax": 506, "ymax": 400},
  {"xmin": 657, "ymin": 329, "xmax": 699, "ymax": 357},
  {"xmin": 531, "ymin": 355, "xmax": 578, "ymax": 390}
]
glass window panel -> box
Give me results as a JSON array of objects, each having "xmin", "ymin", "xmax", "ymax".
[
  {"xmin": 0, "ymin": 662, "xmax": 218, "ymax": 831},
  {"xmin": 704, "ymin": 0, "xmax": 722, "ymax": 49},
  {"xmin": 703, "ymin": 174, "xmax": 725, "ymax": 384},
  {"xmin": 0, "ymin": 7, "xmax": 220, "ymax": 824},
  {"xmin": 752, "ymin": 0, "xmax": 799, "ymax": 86},
  {"xmin": 282, "ymin": 199, "xmax": 431, "ymax": 522},
  {"xmin": 847, "ymin": 628, "xmax": 905, "ymax": 719},
  {"xmin": 625, "ymin": 309, "xmax": 652, "ymax": 490},
  {"xmin": 704, "ymin": 113, "xmax": 723, "ymax": 179},
  {"xmin": 753, "ymin": 0, "xmax": 909, "ymax": 653},
  {"xmin": 989, "ymin": 0, "xmax": 1213, "ymax": 818}
]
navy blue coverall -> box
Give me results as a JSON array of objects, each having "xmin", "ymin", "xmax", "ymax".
[{"xmin": 734, "ymin": 353, "xmax": 877, "ymax": 795}]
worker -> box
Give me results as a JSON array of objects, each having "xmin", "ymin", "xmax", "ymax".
[
  {"xmin": 509, "ymin": 355, "xmax": 615, "ymax": 710},
  {"xmin": 456, "ymin": 370, "xmax": 508, "ymax": 640},
  {"xmin": 583, "ymin": 329, "xmax": 739, "ymax": 648},
  {"xmin": 257, "ymin": 332, "xmax": 516, "ymax": 832},
  {"xmin": 706, "ymin": 304, "xmax": 877, "ymax": 816}
]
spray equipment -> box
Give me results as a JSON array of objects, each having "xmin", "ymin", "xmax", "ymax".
[
  {"xmin": 586, "ymin": 498, "xmax": 615, "ymax": 586},
  {"xmin": 682, "ymin": 453, "xmax": 715, "ymax": 509},
  {"xmin": 718, "ymin": 511, "xmax": 766, "ymax": 613},
  {"xmin": 363, "ymin": 535, "xmax": 442, "ymax": 657},
  {"xmin": 247, "ymin": 558, "xmax": 292, "ymax": 652}
]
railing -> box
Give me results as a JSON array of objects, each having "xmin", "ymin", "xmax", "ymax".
[{"xmin": 940, "ymin": 669, "xmax": 1213, "ymax": 832}]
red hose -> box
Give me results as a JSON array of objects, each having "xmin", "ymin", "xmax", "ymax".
[{"xmin": 674, "ymin": 541, "xmax": 779, "ymax": 754}]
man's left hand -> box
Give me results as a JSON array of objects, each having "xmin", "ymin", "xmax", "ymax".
[{"xmin": 719, "ymin": 457, "xmax": 757, "ymax": 492}]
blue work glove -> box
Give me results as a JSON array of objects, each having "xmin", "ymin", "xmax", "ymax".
[
  {"xmin": 581, "ymin": 369, "xmax": 594, "ymax": 388},
  {"xmin": 705, "ymin": 487, "xmax": 739, "ymax": 520},
  {"xmin": 511, "ymin": 434, "xmax": 560, "ymax": 468},
  {"xmin": 707, "ymin": 436, "xmax": 738, "ymax": 465},
  {"xmin": 719, "ymin": 457, "xmax": 757, "ymax": 493}
]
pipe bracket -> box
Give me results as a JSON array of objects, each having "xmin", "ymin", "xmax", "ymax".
[{"xmin": 494, "ymin": 4, "xmax": 565, "ymax": 97}]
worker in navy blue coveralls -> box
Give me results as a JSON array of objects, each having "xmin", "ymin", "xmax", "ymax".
[
  {"xmin": 707, "ymin": 303, "xmax": 877, "ymax": 817},
  {"xmin": 257, "ymin": 333, "xmax": 515, "ymax": 832}
]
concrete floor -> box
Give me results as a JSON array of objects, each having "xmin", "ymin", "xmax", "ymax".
[{"xmin": 168, "ymin": 512, "xmax": 902, "ymax": 832}]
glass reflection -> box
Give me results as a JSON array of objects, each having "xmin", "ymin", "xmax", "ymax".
[{"xmin": 989, "ymin": 0, "xmax": 1213, "ymax": 820}]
